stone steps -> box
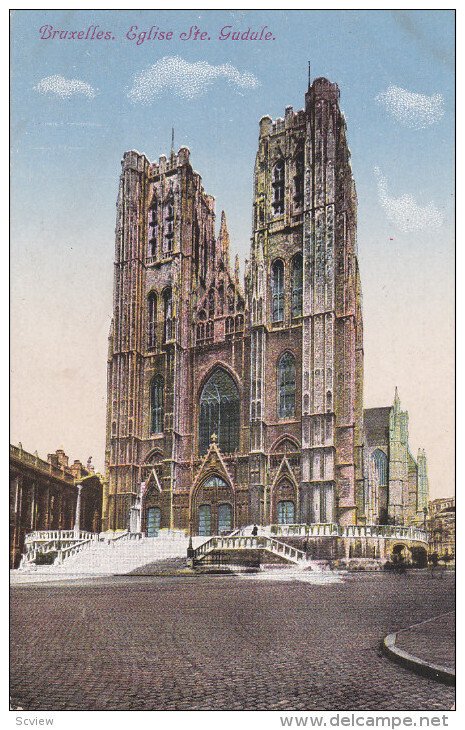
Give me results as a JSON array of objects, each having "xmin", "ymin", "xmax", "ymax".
[{"xmin": 22, "ymin": 537, "xmax": 206, "ymax": 575}]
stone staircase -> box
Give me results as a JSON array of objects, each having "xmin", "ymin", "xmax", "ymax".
[
  {"xmin": 20, "ymin": 530, "xmax": 98, "ymax": 568},
  {"xmin": 193, "ymin": 534, "xmax": 322, "ymax": 571},
  {"xmin": 18, "ymin": 533, "xmax": 207, "ymax": 576}
]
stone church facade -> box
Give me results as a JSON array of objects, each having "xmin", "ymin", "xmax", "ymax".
[{"xmin": 103, "ymin": 76, "xmax": 428, "ymax": 536}]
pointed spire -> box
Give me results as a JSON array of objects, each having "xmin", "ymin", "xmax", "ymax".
[
  {"xmin": 393, "ymin": 386, "xmax": 401, "ymax": 411},
  {"xmin": 217, "ymin": 210, "xmax": 230, "ymax": 269}
]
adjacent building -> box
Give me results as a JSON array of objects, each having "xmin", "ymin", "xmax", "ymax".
[
  {"xmin": 364, "ymin": 389, "xmax": 429, "ymax": 526},
  {"xmin": 9, "ymin": 444, "xmax": 103, "ymax": 567},
  {"xmin": 428, "ymin": 497, "xmax": 455, "ymax": 561}
]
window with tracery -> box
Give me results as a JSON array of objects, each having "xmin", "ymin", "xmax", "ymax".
[
  {"xmin": 199, "ymin": 368, "xmax": 240, "ymax": 455},
  {"xmin": 372, "ymin": 449, "xmax": 388, "ymax": 486},
  {"xmin": 163, "ymin": 289, "xmax": 173, "ymax": 342},
  {"xmin": 147, "ymin": 292, "xmax": 157, "ymax": 349},
  {"xmin": 278, "ymin": 352, "xmax": 296, "ymax": 419},
  {"xmin": 293, "ymin": 152, "xmax": 304, "ymax": 207},
  {"xmin": 271, "ymin": 259, "xmax": 284, "ymax": 322},
  {"xmin": 291, "ymin": 253, "xmax": 303, "ymax": 318},
  {"xmin": 164, "ymin": 199, "xmax": 174, "ymax": 253},
  {"xmin": 148, "ymin": 201, "xmax": 158, "ymax": 257},
  {"xmin": 151, "ymin": 376, "xmax": 164, "ymax": 433},
  {"xmin": 272, "ymin": 160, "xmax": 285, "ymax": 215}
]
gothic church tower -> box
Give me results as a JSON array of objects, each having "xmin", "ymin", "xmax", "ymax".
[
  {"xmin": 105, "ymin": 148, "xmax": 218, "ymax": 530},
  {"xmin": 249, "ymin": 77, "xmax": 364, "ymax": 526}
]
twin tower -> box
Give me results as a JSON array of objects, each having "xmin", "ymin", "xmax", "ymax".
[{"xmin": 104, "ymin": 77, "xmax": 365, "ymax": 535}]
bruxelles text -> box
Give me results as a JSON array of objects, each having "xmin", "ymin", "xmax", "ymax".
[{"xmin": 38, "ymin": 25, "xmax": 275, "ymax": 43}]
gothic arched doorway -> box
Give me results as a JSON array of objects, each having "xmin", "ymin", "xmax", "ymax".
[
  {"xmin": 147, "ymin": 507, "xmax": 161, "ymax": 537},
  {"xmin": 271, "ymin": 478, "xmax": 298, "ymax": 525},
  {"xmin": 192, "ymin": 475, "xmax": 235, "ymax": 536}
]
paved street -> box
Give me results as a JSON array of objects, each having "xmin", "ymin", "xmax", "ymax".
[
  {"xmin": 395, "ymin": 610, "xmax": 455, "ymax": 672},
  {"xmin": 10, "ymin": 572, "xmax": 455, "ymax": 711}
]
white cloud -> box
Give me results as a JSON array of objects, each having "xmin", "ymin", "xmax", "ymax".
[
  {"xmin": 374, "ymin": 167, "xmax": 443, "ymax": 232},
  {"xmin": 375, "ymin": 84, "xmax": 444, "ymax": 128},
  {"xmin": 128, "ymin": 56, "xmax": 259, "ymax": 103},
  {"xmin": 34, "ymin": 75, "xmax": 97, "ymax": 99}
]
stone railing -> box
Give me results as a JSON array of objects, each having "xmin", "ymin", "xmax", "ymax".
[
  {"xmin": 268, "ymin": 523, "xmax": 428, "ymax": 543},
  {"xmin": 343, "ymin": 525, "xmax": 428, "ymax": 542},
  {"xmin": 270, "ymin": 523, "xmax": 339, "ymax": 537},
  {"xmin": 20, "ymin": 530, "xmax": 100, "ymax": 568},
  {"xmin": 110, "ymin": 530, "xmax": 130, "ymax": 542},
  {"xmin": 54, "ymin": 538, "xmax": 95, "ymax": 564},
  {"xmin": 193, "ymin": 535, "xmax": 308, "ymax": 566},
  {"xmin": 25, "ymin": 530, "xmax": 94, "ymax": 544}
]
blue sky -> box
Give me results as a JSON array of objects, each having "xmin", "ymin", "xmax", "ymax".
[{"xmin": 10, "ymin": 9, "xmax": 454, "ymax": 497}]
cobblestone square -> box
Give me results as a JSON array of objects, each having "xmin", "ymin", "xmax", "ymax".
[{"xmin": 10, "ymin": 571, "xmax": 455, "ymax": 711}]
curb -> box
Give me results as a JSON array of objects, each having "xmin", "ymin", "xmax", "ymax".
[{"xmin": 382, "ymin": 620, "xmax": 455, "ymax": 686}]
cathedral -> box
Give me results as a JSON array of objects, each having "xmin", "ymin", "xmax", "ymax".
[{"xmin": 103, "ymin": 76, "xmax": 428, "ymax": 537}]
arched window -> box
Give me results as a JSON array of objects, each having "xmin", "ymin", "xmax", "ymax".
[
  {"xmin": 225, "ymin": 316, "xmax": 234, "ymax": 335},
  {"xmin": 164, "ymin": 199, "xmax": 174, "ymax": 253},
  {"xmin": 151, "ymin": 376, "xmax": 164, "ymax": 433},
  {"xmin": 196, "ymin": 322, "xmax": 205, "ymax": 343},
  {"xmin": 277, "ymin": 500, "xmax": 295, "ymax": 525},
  {"xmin": 271, "ymin": 259, "xmax": 284, "ymax": 322},
  {"xmin": 218, "ymin": 284, "xmax": 224, "ymax": 313},
  {"xmin": 272, "ymin": 160, "xmax": 285, "ymax": 215},
  {"xmin": 278, "ymin": 352, "xmax": 296, "ymax": 419},
  {"xmin": 291, "ymin": 253, "xmax": 303, "ymax": 318},
  {"xmin": 163, "ymin": 288, "xmax": 173, "ymax": 342},
  {"xmin": 147, "ymin": 292, "xmax": 157, "ymax": 349},
  {"xmin": 199, "ymin": 368, "xmax": 240, "ymax": 455},
  {"xmin": 372, "ymin": 449, "xmax": 388, "ymax": 486},
  {"xmin": 148, "ymin": 202, "xmax": 158, "ymax": 258},
  {"xmin": 235, "ymin": 313, "xmax": 244, "ymax": 331},
  {"xmin": 203, "ymin": 475, "xmax": 228, "ymax": 488},
  {"xmin": 205, "ymin": 320, "xmax": 214, "ymax": 341},
  {"xmin": 293, "ymin": 152, "xmax": 304, "ymax": 207}
]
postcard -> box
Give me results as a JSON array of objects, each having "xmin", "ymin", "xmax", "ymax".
[{"xmin": 9, "ymin": 6, "xmax": 456, "ymax": 721}]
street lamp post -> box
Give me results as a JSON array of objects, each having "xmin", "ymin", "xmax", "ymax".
[
  {"xmin": 73, "ymin": 474, "xmax": 98, "ymax": 539},
  {"xmin": 74, "ymin": 484, "xmax": 83, "ymax": 537},
  {"xmin": 187, "ymin": 516, "xmax": 194, "ymax": 567}
]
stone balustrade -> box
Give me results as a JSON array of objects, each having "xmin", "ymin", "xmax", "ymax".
[
  {"xmin": 20, "ymin": 530, "xmax": 100, "ymax": 568},
  {"xmin": 193, "ymin": 534, "xmax": 307, "ymax": 565},
  {"xmin": 54, "ymin": 538, "xmax": 95, "ymax": 564},
  {"xmin": 271, "ymin": 523, "xmax": 339, "ymax": 537},
  {"xmin": 25, "ymin": 530, "xmax": 95, "ymax": 543},
  {"xmin": 268, "ymin": 523, "xmax": 428, "ymax": 543}
]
